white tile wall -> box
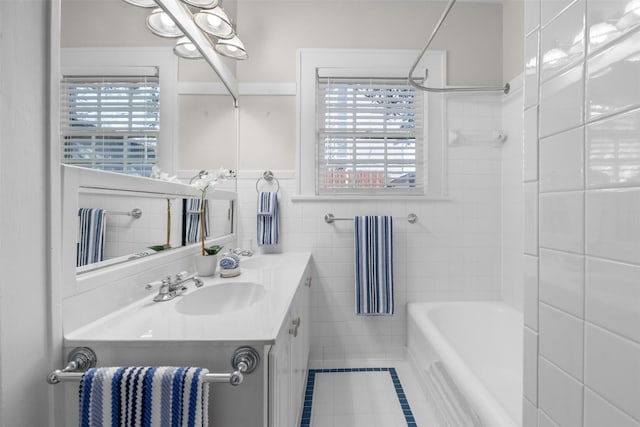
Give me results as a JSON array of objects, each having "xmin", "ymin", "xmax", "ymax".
[
  {"xmin": 586, "ymin": 257, "xmax": 640, "ymax": 343},
  {"xmin": 539, "ymin": 127, "xmax": 584, "ymax": 192},
  {"xmin": 585, "ymin": 323, "xmax": 640, "ymax": 420},
  {"xmin": 526, "ymin": 0, "xmax": 640, "ymax": 423},
  {"xmin": 539, "ymin": 357, "xmax": 584, "ymax": 427},
  {"xmin": 539, "ymin": 248, "xmax": 584, "ymax": 317},
  {"xmin": 524, "ymin": 182, "xmax": 539, "ymax": 255},
  {"xmin": 525, "ymin": 32, "xmax": 540, "ymax": 110},
  {"xmin": 523, "ymin": 254, "xmax": 540, "ymax": 330},
  {"xmin": 539, "ymin": 0, "xmax": 585, "ymax": 82},
  {"xmin": 586, "ymin": 108, "xmax": 640, "ymax": 189},
  {"xmin": 586, "ymin": 188, "xmax": 640, "ymax": 263},
  {"xmin": 539, "ymin": 65, "xmax": 584, "ymax": 138},
  {"xmin": 524, "ymin": 398, "xmax": 539, "ymax": 427},
  {"xmin": 587, "ymin": 30, "xmax": 640, "ymax": 121},
  {"xmin": 524, "ymin": 326, "xmax": 539, "ymax": 404},
  {"xmin": 523, "ymin": 106, "xmax": 539, "ymax": 182},
  {"xmin": 584, "ymin": 388, "xmax": 640, "ymax": 427},
  {"xmin": 539, "ymin": 302, "xmax": 584, "ymax": 381},
  {"xmin": 539, "ymin": 191, "xmax": 584, "ymax": 253}
]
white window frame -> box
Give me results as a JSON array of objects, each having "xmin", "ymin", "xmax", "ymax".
[
  {"xmin": 61, "ymin": 47, "xmax": 178, "ymax": 174},
  {"xmin": 297, "ymin": 49, "xmax": 447, "ymax": 198}
]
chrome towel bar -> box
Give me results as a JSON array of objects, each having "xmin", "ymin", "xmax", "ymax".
[
  {"xmin": 107, "ymin": 208, "xmax": 142, "ymax": 219},
  {"xmin": 325, "ymin": 213, "xmax": 418, "ymax": 224},
  {"xmin": 47, "ymin": 346, "xmax": 260, "ymax": 387}
]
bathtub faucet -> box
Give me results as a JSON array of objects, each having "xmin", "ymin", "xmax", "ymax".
[{"xmin": 145, "ymin": 271, "xmax": 204, "ymax": 302}]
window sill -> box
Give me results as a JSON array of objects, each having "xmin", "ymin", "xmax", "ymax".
[{"xmin": 290, "ymin": 195, "xmax": 453, "ymax": 203}]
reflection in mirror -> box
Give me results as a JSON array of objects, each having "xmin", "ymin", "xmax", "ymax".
[
  {"xmin": 76, "ymin": 189, "xmax": 182, "ymax": 272},
  {"xmin": 182, "ymin": 198, "xmax": 234, "ymax": 246}
]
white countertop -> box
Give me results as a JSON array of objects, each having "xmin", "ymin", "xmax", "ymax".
[{"xmin": 65, "ymin": 252, "xmax": 312, "ymax": 346}]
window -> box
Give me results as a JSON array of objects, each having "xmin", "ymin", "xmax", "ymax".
[
  {"xmin": 317, "ymin": 76, "xmax": 424, "ymax": 194},
  {"xmin": 298, "ymin": 49, "xmax": 446, "ymax": 198},
  {"xmin": 61, "ymin": 75, "xmax": 160, "ymax": 177}
]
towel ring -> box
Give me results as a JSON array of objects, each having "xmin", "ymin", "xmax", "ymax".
[{"xmin": 255, "ymin": 170, "xmax": 280, "ymax": 193}]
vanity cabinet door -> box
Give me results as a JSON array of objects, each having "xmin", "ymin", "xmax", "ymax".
[
  {"xmin": 289, "ymin": 274, "xmax": 311, "ymax": 424},
  {"xmin": 269, "ymin": 312, "xmax": 292, "ymax": 427}
]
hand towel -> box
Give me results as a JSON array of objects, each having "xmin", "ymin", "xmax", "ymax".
[
  {"xmin": 77, "ymin": 208, "xmax": 107, "ymax": 267},
  {"xmin": 185, "ymin": 198, "xmax": 210, "ymax": 245},
  {"xmin": 354, "ymin": 215, "xmax": 394, "ymax": 315},
  {"xmin": 256, "ymin": 192, "xmax": 279, "ymax": 246},
  {"xmin": 79, "ymin": 366, "xmax": 209, "ymax": 427}
]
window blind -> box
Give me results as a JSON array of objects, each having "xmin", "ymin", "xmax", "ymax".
[
  {"xmin": 316, "ymin": 77, "xmax": 424, "ymax": 194},
  {"xmin": 61, "ymin": 75, "xmax": 160, "ymax": 177}
]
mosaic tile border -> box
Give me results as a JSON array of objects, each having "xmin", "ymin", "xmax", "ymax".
[{"xmin": 299, "ymin": 367, "xmax": 418, "ymax": 427}]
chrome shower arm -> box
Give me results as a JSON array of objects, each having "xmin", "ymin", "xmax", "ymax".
[{"xmin": 408, "ymin": 0, "xmax": 510, "ymax": 94}]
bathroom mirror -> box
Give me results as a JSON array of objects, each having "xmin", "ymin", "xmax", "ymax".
[{"xmin": 63, "ymin": 165, "xmax": 236, "ymax": 274}]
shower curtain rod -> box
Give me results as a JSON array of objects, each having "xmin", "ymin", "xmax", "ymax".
[{"xmin": 408, "ymin": 0, "xmax": 510, "ymax": 94}]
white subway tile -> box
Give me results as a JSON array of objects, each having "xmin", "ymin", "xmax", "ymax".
[
  {"xmin": 539, "ymin": 410, "xmax": 561, "ymax": 427},
  {"xmin": 539, "ymin": 249, "xmax": 584, "ymax": 318},
  {"xmin": 540, "ymin": 0, "xmax": 585, "ymax": 82},
  {"xmin": 587, "ymin": 30, "xmax": 640, "ymax": 121},
  {"xmin": 525, "ymin": 32, "xmax": 540, "ymax": 109},
  {"xmin": 524, "ymin": 327, "xmax": 539, "ymax": 404},
  {"xmin": 587, "ymin": 0, "xmax": 640, "ymax": 54},
  {"xmin": 525, "ymin": 0, "xmax": 541, "ymax": 35},
  {"xmin": 539, "ymin": 303, "xmax": 584, "ymax": 380},
  {"xmin": 586, "ymin": 108, "xmax": 640, "ymax": 189},
  {"xmin": 585, "ymin": 323, "xmax": 640, "ymax": 420},
  {"xmin": 586, "ymin": 257, "xmax": 640, "ymax": 344},
  {"xmin": 540, "ymin": 65, "xmax": 584, "ymax": 138},
  {"xmin": 524, "ymin": 182, "xmax": 539, "ymax": 256},
  {"xmin": 523, "ymin": 398, "xmax": 538, "ymax": 427},
  {"xmin": 541, "ymin": 0, "xmax": 576, "ymax": 27},
  {"xmin": 539, "ymin": 127, "xmax": 584, "ymax": 192},
  {"xmin": 584, "ymin": 388, "xmax": 640, "ymax": 427},
  {"xmin": 524, "ymin": 106, "xmax": 539, "ymax": 182},
  {"xmin": 539, "ymin": 356, "xmax": 584, "ymax": 427},
  {"xmin": 586, "ymin": 188, "xmax": 640, "ymax": 264},
  {"xmin": 539, "ymin": 191, "xmax": 584, "ymax": 253},
  {"xmin": 524, "ymin": 254, "xmax": 540, "ymax": 330}
]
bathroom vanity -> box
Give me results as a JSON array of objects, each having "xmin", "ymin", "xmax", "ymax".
[{"xmin": 61, "ymin": 252, "xmax": 312, "ymax": 427}]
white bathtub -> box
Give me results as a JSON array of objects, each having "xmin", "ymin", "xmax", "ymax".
[{"xmin": 407, "ymin": 301, "xmax": 523, "ymax": 427}]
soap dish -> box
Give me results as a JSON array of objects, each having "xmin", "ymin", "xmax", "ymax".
[{"xmin": 219, "ymin": 267, "xmax": 240, "ymax": 278}]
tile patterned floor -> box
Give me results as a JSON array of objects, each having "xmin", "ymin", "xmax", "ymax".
[{"xmin": 301, "ymin": 360, "xmax": 437, "ymax": 427}]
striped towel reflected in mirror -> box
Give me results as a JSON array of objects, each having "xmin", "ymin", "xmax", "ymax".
[
  {"xmin": 79, "ymin": 366, "xmax": 209, "ymax": 427},
  {"xmin": 354, "ymin": 215, "xmax": 394, "ymax": 315},
  {"xmin": 77, "ymin": 208, "xmax": 107, "ymax": 267},
  {"xmin": 185, "ymin": 198, "xmax": 210, "ymax": 244},
  {"xmin": 257, "ymin": 191, "xmax": 279, "ymax": 246}
]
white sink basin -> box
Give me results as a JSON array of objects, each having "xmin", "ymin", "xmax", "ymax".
[
  {"xmin": 175, "ymin": 282, "xmax": 266, "ymax": 316},
  {"xmin": 240, "ymin": 256, "xmax": 282, "ymax": 269}
]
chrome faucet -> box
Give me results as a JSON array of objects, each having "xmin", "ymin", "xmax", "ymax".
[{"xmin": 145, "ymin": 271, "xmax": 204, "ymax": 302}]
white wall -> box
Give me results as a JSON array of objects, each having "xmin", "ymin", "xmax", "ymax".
[
  {"xmin": 523, "ymin": 0, "xmax": 640, "ymax": 426},
  {"xmin": 0, "ymin": 1, "xmax": 52, "ymax": 425}
]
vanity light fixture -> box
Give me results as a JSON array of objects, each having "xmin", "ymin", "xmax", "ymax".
[
  {"xmin": 146, "ymin": 7, "xmax": 184, "ymax": 37},
  {"xmin": 214, "ymin": 35, "xmax": 248, "ymax": 60},
  {"xmin": 174, "ymin": 36, "xmax": 203, "ymax": 59},
  {"xmin": 180, "ymin": 0, "xmax": 219, "ymax": 8},
  {"xmin": 193, "ymin": 7, "xmax": 235, "ymax": 39}
]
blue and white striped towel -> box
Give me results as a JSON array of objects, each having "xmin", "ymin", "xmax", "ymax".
[
  {"xmin": 77, "ymin": 208, "xmax": 107, "ymax": 267},
  {"xmin": 257, "ymin": 192, "xmax": 279, "ymax": 246},
  {"xmin": 354, "ymin": 216, "xmax": 394, "ymax": 315},
  {"xmin": 185, "ymin": 198, "xmax": 210, "ymax": 245},
  {"xmin": 79, "ymin": 366, "xmax": 209, "ymax": 427}
]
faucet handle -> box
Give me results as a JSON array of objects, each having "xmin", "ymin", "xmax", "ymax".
[{"xmin": 176, "ymin": 271, "xmax": 188, "ymax": 281}]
